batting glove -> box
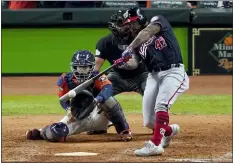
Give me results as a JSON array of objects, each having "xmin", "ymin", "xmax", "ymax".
[
  {"xmin": 115, "ymin": 62, "xmax": 128, "ymax": 69},
  {"xmin": 113, "ymin": 56, "xmax": 132, "ymax": 66},
  {"xmin": 121, "ymin": 46, "xmax": 133, "ymax": 59},
  {"xmin": 114, "ymin": 57, "xmax": 125, "ymax": 66}
]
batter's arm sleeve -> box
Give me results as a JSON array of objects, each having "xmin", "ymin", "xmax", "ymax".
[
  {"xmin": 150, "ymin": 15, "xmax": 170, "ymax": 32},
  {"xmin": 117, "ymin": 53, "xmax": 139, "ymax": 70},
  {"xmin": 94, "ymin": 75, "xmax": 113, "ymax": 101},
  {"xmin": 57, "ymin": 74, "xmax": 70, "ymax": 110}
]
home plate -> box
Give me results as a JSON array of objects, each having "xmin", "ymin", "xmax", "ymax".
[{"xmin": 55, "ymin": 152, "xmax": 99, "ymax": 156}]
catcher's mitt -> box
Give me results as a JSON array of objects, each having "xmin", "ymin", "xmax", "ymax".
[{"xmin": 70, "ymin": 90, "xmax": 96, "ymax": 120}]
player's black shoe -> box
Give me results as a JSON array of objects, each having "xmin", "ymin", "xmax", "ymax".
[{"xmin": 26, "ymin": 129, "xmax": 44, "ymax": 140}]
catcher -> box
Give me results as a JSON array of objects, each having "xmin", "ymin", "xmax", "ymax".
[{"xmin": 26, "ymin": 50, "xmax": 133, "ymax": 142}]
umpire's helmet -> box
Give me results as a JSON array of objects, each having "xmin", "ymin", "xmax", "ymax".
[
  {"xmin": 70, "ymin": 50, "xmax": 95, "ymax": 83},
  {"xmin": 108, "ymin": 10, "xmax": 132, "ymax": 44}
]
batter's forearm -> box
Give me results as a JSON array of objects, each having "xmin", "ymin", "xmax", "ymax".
[
  {"xmin": 129, "ymin": 30, "xmax": 152, "ymax": 49},
  {"xmin": 129, "ymin": 23, "xmax": 161, "ymax": 49}
]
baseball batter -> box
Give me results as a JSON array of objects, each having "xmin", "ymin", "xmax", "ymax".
[
  {"xmin": 115, "ymin": 7, "xmax": 190, "ymax": 156},
  {"xmin": 26, "ymin": 50, "xmax": 133, "ymax": 142}
]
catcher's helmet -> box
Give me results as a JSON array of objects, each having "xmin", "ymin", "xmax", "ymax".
[
  {"xmin": 70, "ymin": 50, "xmax": 95, "ymax": 83},
  {"xmin": 108, "ymin": 10, "xmax": 132, "ymax": 44}
]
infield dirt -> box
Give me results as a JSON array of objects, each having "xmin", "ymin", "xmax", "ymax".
[{"xmin": 2, "ymin": 75, "xmax": 232, "ymax": 162}]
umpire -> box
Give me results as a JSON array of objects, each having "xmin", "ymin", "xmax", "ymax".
[
  {"xmin": 95, "ymin": 10, "xmax": 148, "ymax": 96},
  {"xmin": 86, "ymin": 10, "xmax": 148, "ymax": 135}
]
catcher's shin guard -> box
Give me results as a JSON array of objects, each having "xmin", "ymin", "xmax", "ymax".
[{"xmin": 100, "ymin": 97, "xmax": 132, "ymax": 140}]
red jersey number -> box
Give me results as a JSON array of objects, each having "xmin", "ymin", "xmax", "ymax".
[{"xmin": 155, "ymin": 36, "xmax": 167, "ymax": 50}]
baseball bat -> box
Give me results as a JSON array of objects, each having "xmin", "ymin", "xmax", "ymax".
[{"xmin": 59, "ymin": 64, "xmax": 115, "ymax": 103}]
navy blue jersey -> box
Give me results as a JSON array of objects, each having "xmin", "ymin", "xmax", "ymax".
[
  {"xmin": 138, "ymin": 15, "xmax": 183, "ymax": 72},
  {"xmin": 96, "ymin": 33, "xmax": 147, "ymax": 78}
]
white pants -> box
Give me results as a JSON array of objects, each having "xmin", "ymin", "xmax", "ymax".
[
  {"xmin": 60, "ymin": 106, "xmax": 110, "ymax": 136},
  {"xmin": 142, "ymin": 64, "xmax": 189, "ymax": 129}
]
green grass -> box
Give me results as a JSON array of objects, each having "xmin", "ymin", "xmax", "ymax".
[
  {"xmin": 2, "ymin": 94, "xmax": 232, "ymax": 116},
  {"xmin": 2, "ymin": 28, "xmax": 188, "ymax": 73}
]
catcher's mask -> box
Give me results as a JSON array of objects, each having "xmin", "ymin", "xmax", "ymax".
[
  {"xmin": 122, "ymin": 7, "xmax": 148, "ymax": 38},
  {"xmin": 70, "ymin": 50, "xmax": 95, "ymax": 83},
  {"xmin": 108, "ymin": 10, "xmax": 133, "ymax": 45}
]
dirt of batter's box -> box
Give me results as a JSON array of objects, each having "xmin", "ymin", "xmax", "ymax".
[{"xmin": 2, "ymin": 114, "xmax": 232, "ymax": 162}]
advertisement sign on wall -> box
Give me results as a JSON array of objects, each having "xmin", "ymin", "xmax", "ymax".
[{"xmin": 192, "ymin": 28, "xmax": 232, "ymax": 75}]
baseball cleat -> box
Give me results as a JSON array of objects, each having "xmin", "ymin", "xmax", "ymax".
[
  {"xmin": 161, "ymin": 124, "xmax": 180, "ymax": 148},
  {"xmin": 119, "ymin": 130, "xmax": 133, "ymax": 141},
  {"xmin": 26, "ymin": 129, "xmax": 43, "ymax": 140},
  {"xmin": 134, "ymin": 140, "xmax": 164, "ymax": 156},
  {"xmin": 86, "ymin": 130, "xmax": 107, "ymax": 135}
]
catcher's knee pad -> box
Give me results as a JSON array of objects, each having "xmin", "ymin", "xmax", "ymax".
[
  {"xmin": 40, "ymin": 122, "xmax": 69, "ymax": 142},
  {"xmin": 100, "ymin": 97, "xmax": 130, "ymax": 134}
]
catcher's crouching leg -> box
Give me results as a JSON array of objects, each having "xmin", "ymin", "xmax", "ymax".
[
  {"xmin": 100, "ymin": 97, "xmax": 133, "ymax": 141},
  {"xmin": 40, "ymin": 122, "xmax": 69, "ymax": 142}
]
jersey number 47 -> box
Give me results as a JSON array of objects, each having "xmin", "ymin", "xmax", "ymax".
[{"xmin": 155, "ymin": 36, "xmax": 167, "ymax": 50}]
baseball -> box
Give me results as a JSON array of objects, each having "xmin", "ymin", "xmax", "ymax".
[{"xmin": 68, "ymin": 90, "xmax": 76, "ymax": 98}]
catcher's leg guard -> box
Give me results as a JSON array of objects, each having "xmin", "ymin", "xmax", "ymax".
[
  {"xmin": 100, "ymin": 97, "xmax": 132, "ymax": 141},
  {"xmin": 40, "ymin": 122, "xmax": 69, "ymax": 142}
]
